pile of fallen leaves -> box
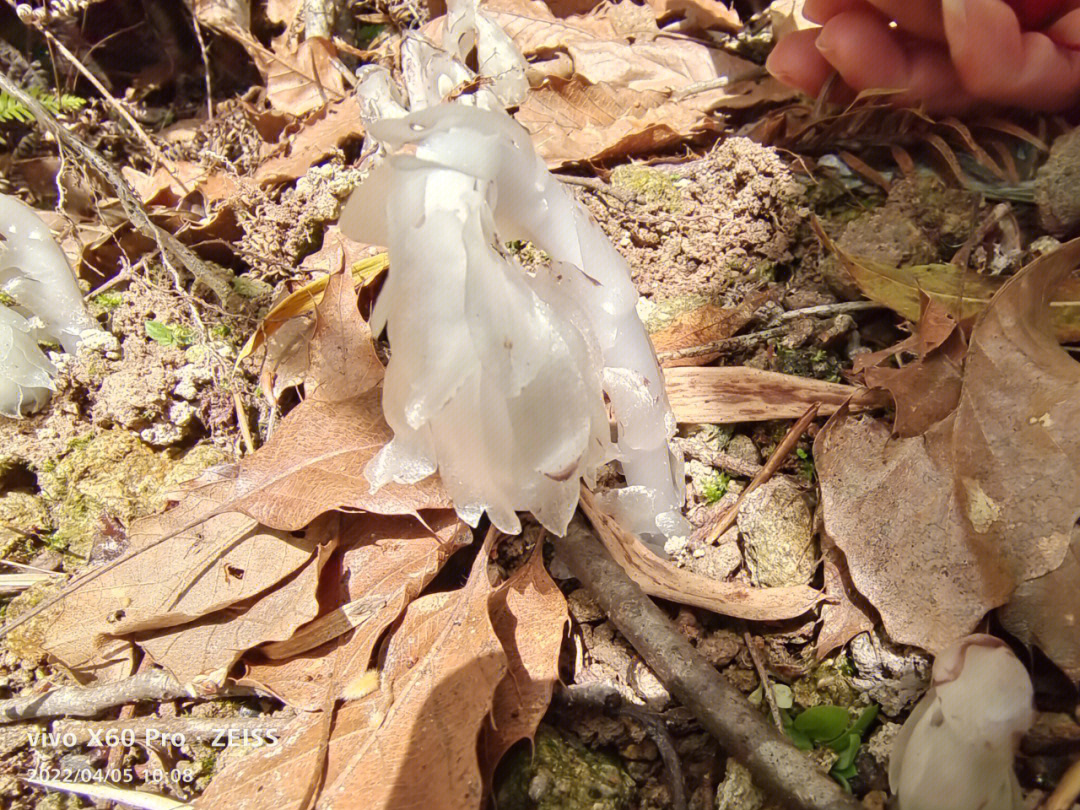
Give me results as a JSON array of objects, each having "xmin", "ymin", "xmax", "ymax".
[
  {"xmin": 814, "ymin": 235, "xmax": 1080, "ymax": 682},
  {"xmin": 20, "ymin": 273, "xmax": 566, "ymax": 808}
]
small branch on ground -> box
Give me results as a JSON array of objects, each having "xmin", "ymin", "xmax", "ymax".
[
  {"xmin": 0, "ymin": 71, "xmax": 230, "ymax": 303},
  {"xmin": 0, "ymin": 669, "xmax": 256, "ymax": 723},
  {"xmin": 773, "ymin": 301, "xmax": 884, "ymax": 321},
  {"xmin": 742, "ymin": 628, "xmax": 784, "ymax": 733},
  {"xmin": 657, "ymin": 302, "xmax": 883, "ymax": 364},
  {"xmin": 701, "ymin": 403, "xmax": 820, "ymax": 545},
  {"xmin": 553, "ymin": 516, "xmax": 862, "ymax": 810},
  {"xmin": 558, "ymin": 175, "xmax": 634, "ymax": 204},
  {"xmin": 675, "ymin": 438, "xmax": 763, "ymax": 479},
  {"xmin": 656, "ymin": 326, "xmax": 788, "ymax": 364},
  {"xmin": 554, "ymin": 683, "xmax": 687, "ymax": 810}
]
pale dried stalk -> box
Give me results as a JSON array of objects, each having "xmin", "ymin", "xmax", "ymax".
[
  {"xmin": 1044, "ymin": 755, "xmax": 1080, "ymax": 810},
  {"xmin": 0, "ymin": 669, "xmax": 255, "ymax": 723},
  {"xmin": 743, "ymin": 629, "xmax": 784, "ymax": 733}
]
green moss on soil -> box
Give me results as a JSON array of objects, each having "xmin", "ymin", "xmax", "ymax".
[{"xmin": 495, "ymin": 725, "xmax": 634, "ymax": 810}]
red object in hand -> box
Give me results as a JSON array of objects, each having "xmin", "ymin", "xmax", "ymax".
[{"xmin": 1004, "ymin": 0, "xmax": 1070, "ymax": 28}]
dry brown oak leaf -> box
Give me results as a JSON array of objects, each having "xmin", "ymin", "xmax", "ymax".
[
  {"xmin": 19, "ymin": 272, "xmax": 447, "ymax": 677},
  {"xmin": 1000, "ymin": 526, "xmax": 1080, "ymax": 682},
  {"xmin": 479, "ymin": 541, "xmax": 568, "ymax": 784},
  {"xmin": 38, "ymin": 507, "xmax": 317, "ymax": 684},
  {"xmin": 196, "ymin": 534, "xmax": 507, "ymax": 810},
  {"xmin": 816, "ymin": 238, "xmax": 1080, "ymax": 653},
  {"xmin": 177, "ymin": 269, "xmax": 450, "ymax": 531},
  {"xmin": 240, "ymin": 513, "xmax": 472, "ymax": 711}
]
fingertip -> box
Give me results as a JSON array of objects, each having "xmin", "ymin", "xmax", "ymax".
[
  {"xmin": 767, "ymin": 29, "xmax": 835, "ymax": 96},
  {"xmin": 803, "ymin": 0, "xmax": 865, "ymax": 24},
  {"xmin": 944, "ymin": 0, "xmax": 1080, "ymax": 108},
  {"xmin": 1047, "ymin": 8, "xmax": 1080, "ymax": 47},
  {"xmin": 813, "ymin": 10, "xmax": 911, "ymax": 91}
]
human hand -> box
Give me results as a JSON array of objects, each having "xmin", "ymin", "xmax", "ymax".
[{"xmin": 766, "ymin": 0, "xmax": 1080, "ymax": 113}]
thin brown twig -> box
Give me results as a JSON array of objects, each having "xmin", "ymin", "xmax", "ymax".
[
  {"xmin": 742, "ymin": 629, "xmax": 783, "ymax": 733},
  {"xmin": 0, "ymin": 71, "xmax": 230, "ymax": 303},
  {"xmin": 671, "ymin": 68, "xmax": 767, "ymax": 101},
  {"xmin": 702, "ymin": 403, "xmax": 820, "ymax": 545},
  {"xmin": 191, "ymin": 16, "xmax": 215, "ymax": 123},
  {"xmin": 0, "ymin": 669, "xmax": 255, "ymax": 723},
  {"xmin": 233, "ymin": 390, "xmax": 256, "ymax": 454},
  {"xmin": 675, "ymin": 438, "xmax": 763, "ymax": 479},
  {"xmin": 657, "ymin": 326, "xmax": 788, "ymax": 363},
  {"xmin": 656, "ymin": 302, "xmax": 883, "ymax": 364},
  {"xmin": 558, "ymin": 174, "xmax": 633, "ymax": 203},
  {"xmin": 553, "ymin": 517, "xmax": 861, "ymax": 810},
  {"xmin": 774, "ymin": 301, "xmax": 883, "ymax": 321}
]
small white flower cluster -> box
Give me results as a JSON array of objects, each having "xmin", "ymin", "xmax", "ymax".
[{"xmin": 0, "ymin": 194, "xmax": 100, "ymax": 417}]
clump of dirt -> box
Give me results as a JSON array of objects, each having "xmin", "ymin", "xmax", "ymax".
[
  {"xmin": 1035, "ymin": 126, "xmax": 1080, "ymax": 236},
  {"xmin": 582, "ymin": 138, "xmax": 807, "ymax": 302},
  {"xmin": 820, "ymin": 174, "xmax": 981, "ymax": 298},
  {"xmin": 0, "ymin": 271, "xmax": 251, "ymax": 467},
  {"xmin": 237, "ymin": 163, "xmax": 364, "ymax": 279}
]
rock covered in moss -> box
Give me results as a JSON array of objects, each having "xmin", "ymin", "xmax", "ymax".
[
  {"xmin": 737, "ymin": 477, "xmax": 815, "ymax": 587},
  {"xmin": 495, "ymin": 725, "xmax": 634, "ymax": 810},
  {"xmin": 0, "ymin": 491, "xmax": 50, "ymax": 558},
  {"xmin": 1036, "ymin": 126, "xmax": 1080, "ymax": 236},
  {"xmin": 822, "ymin": 175, "xmax": 980, "ymax": 299}
]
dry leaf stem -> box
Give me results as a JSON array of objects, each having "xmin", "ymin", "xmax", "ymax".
[
  {"xmin": 743, "ymin": 629, "xmax": 784, "ymax": 733},
  {"xmin": 0, "ymin": 669, "xmax": 254, "ymax": 723},
  {"xmin": 554, "ymin": 516, "xmax": 862, "ymax": 810},
  {"xmin": 703, "ymin": 403, "xmax": 820, "ymax": 545}
]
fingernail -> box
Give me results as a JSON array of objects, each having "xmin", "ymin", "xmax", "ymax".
[
  {"xmin": 942, "ymin": 0, "xmax": 967, "ymax": 39},
  {"xmin": 815, "ymin": 28, "xmax": 836, "ymax": 58}
]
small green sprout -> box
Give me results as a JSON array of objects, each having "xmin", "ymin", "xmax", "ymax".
[
  {"xmin": 92, "ymin": 291, "xmax": 124, "ymax": 310},
  {"xmin": 782, "ymin": 703, "xmax": 879, "ymax": 791},
  {"xmin": 796, "ymin": 447, "xmax": 815, "ymax": 481},
  {"xmin": 145, "ymin": 320, "xmax": 196, "ymax": 348}
]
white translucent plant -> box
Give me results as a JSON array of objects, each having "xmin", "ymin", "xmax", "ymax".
[
  {"xmin": 1, "ymin": 193, "xmax": 100, "ymax": 417},
  {"xmin": 340, "ymin": 103, "xmax": 687, "ymax": 541},
  {"xmin": 890, "ymin": 634, "xmax": 1035, "ymax": 810}
]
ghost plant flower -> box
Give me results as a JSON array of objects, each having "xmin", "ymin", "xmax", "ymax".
[
  {"xmin": 340, "ymin": 103, "xmax": 687, "ymax": 542},
  {"xmin": 890, "ymin": 634, "xmax": 1035, "ymax": 810},
  {"xmin": 0, "ymin": 194, "xmax": 100, "ymax": 417}
]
